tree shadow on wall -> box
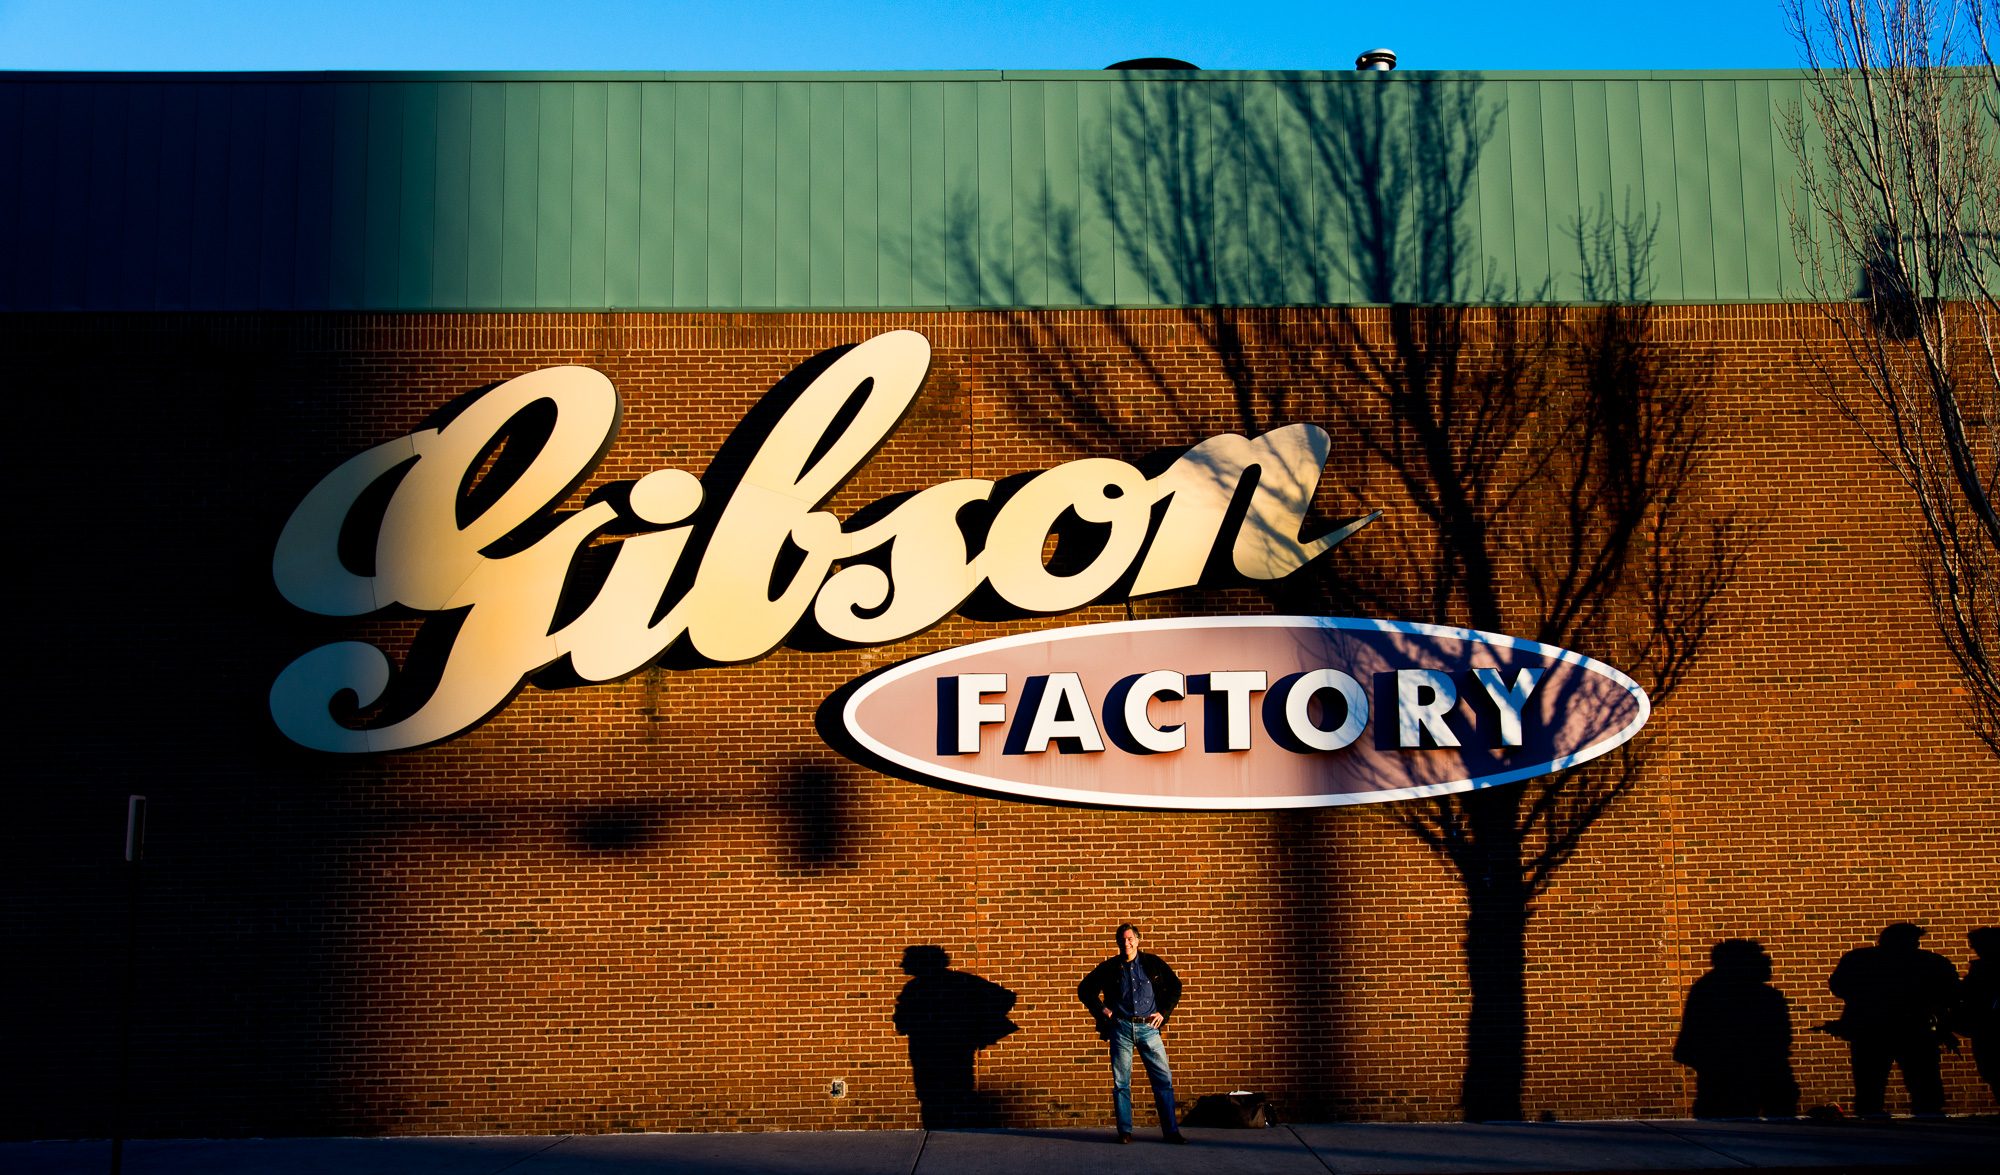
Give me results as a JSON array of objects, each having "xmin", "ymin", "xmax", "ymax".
[
  {"xmin": 959, "ymin": 74, "xmax": 1757, "ymax": 1122},
  {"xmin": 892, "ymin": 945, "xmax": 1019, "ymax": 1127}
]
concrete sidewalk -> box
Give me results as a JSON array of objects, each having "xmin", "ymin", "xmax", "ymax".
[{"xmin": 6, "ymin": 1118, "xmax": 1997, "ymax": 1175}]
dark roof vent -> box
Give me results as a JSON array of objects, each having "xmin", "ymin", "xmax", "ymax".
[
  {"xmin": 1105, "ymin": 58, "xmax": 1201, "ymax": 70},
  {"xmin": 1355, "ymin": 48, "xmax": 1397, "ymax": 70}
]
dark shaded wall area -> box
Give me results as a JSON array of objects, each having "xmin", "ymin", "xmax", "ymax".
[{"xmin": 6, "ymin": 307, "xmax": 1995, "ymax": 1138}]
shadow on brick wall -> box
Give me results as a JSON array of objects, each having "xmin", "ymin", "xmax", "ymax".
[
  {"xmin": 781, "ymin": 760, "xmax": 850, "ymax": 869},
  {"xmin": 892, "ymin": 945, "xmax": 1019, "ymax": 1127},
  {"xmin": 976, "ymin": 74, "xmax": 1754, "ymax": 1122},
  {"xmin": 1673, "ymin": 939, "xmax": 1800, "ymax": 1118},
  {"xmin": 571, "ymin": 805, "xmax": 663, "ymax": 852}
]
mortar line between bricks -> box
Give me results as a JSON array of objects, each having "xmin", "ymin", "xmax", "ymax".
[
  {"xmin": 907, "ymin": 1128, "xmax": 930, "ymax": 1175},
  {"xmin": 485, "ymin": 1134, "xmax": 575, "ymax": 1174},
  {"xmin": 1286, "ymin": 1124, "xmax": 1340, "ymax": 1174},
  {"xmin": 1634, "ymin": 1120, "xmax": 1756, "ymax": 1168}
]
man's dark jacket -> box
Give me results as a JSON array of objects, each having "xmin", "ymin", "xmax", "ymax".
[{"xmin": 1076, "ymin": 952, "xmax": 1183, "ymax": 1035}]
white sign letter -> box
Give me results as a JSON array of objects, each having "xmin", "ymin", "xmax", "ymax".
[
  {"xmin": 1205, "ymin": 671, "xmax": 1268, "ymax": 751},
  {"xmin": 1117, "ymin": 670, "xmax": 1187, "ymax": 754},
  {"xmin": 1020, "ymin": 673, "xmax": 1106, "ymax": 753},
  {"xmin": 1474, "ymin": 667, "xmax": 1544, "ymax": 747},
  {"xmin": 954, "ymin": 673, "xmax": 1009, "ymax": 754},
  {"xmin": 1397, "ymin": 669, "xmax": 1461, "ymax": 747},
  {"xmin": 1131, "ymin": 426, "xmax": 1379, "ymax": 595},
  {"xmin": 980, "ymin": 459, "xmax": 1154, "ymax": 614},
  {"xmin": 1282, "ymin": 668, "xmax": 1369, "ymax": 751},
  {"xmin": 271, "ymin": 365, "xmax": 624, "ymax": 753},
  {"xmin": 681, "ymin": 331, "xmax": 934, "ymax": 663}
]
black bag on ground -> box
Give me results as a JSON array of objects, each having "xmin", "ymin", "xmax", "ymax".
[{"xmin": 1181, "ymin": 1091, "xmax": 1273, "ymax": 1128}]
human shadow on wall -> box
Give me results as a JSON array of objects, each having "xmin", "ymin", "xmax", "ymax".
[
  {"xmin": 968, "ymin": 74, "xmax": 1754, "ymax": 1122},
  {"xmin": 892, "ymin": 945, "xmax": 1019, "ymax": 1127},
  {"xmin": 1822, "ymin": 922, "xmax": 1960, "ymax": 1117},
  {"xmin": 1965, "ymin": 927, "xmax": 2000, "ymax": 1106},
  {"xmin": 1672, "ymin": 939, "xmax": 1800, "ymax": 1118}
]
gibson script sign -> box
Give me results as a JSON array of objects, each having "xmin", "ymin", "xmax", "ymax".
[{"xmin": 271, "ymin": 331, "xmax": 1380, "ymax": 754}]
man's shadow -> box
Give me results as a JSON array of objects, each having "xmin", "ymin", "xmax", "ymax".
[
  {"xmin": 1672, "ymin": 939, "xmax": 1800, "ymax": 1118},
  {"xmin": 892, "ymin": 945, "xmax": 1018, "ymax": 1128}
]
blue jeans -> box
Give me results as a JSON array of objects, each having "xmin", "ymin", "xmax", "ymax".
[{"xmin": 1108, "ymin": 1020, "xmax": 1177, "ymax": 1133}]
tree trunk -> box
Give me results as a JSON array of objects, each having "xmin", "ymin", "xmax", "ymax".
[{"xmin": 1458, "ymin": 787, "xmax": 1530, "ymax": 1122}]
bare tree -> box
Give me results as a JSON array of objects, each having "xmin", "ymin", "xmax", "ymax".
[
  {"xmin": 993, "ymin": 77, "xmax": 1748, "ymax": 1121},
  {"xmin": 1786, "ymin": 0, "xmax": 2000, "ymax": 749}
]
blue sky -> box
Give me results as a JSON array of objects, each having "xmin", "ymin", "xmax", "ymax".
[{"xmin": 1, "ymin": 0, "xmax": 1800, "ymax": 72}]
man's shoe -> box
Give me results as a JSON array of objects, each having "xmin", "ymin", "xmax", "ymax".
[
  {"xmin": 1117, "ymin": 1131, "xmax": 1132, "ymax": 1144},
  {"xmin": 1163, "ymin": 1131, "xmax": 1188, "ymax": 1144}
]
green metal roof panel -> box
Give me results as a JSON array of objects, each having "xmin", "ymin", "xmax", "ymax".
[{"xmin": 1, "ymin": 70, "xmax": 1833, "ymax": 311}]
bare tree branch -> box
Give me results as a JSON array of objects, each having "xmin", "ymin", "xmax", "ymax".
[
  {"xmin": 1786, "ymin": 0, "xmax": 2000, "ymax": 750},
  {"xmin": 985, "ymin": 76, "xmax": 1752, "ymax": 1122}
]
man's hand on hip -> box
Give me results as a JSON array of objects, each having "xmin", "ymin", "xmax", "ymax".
[{"xmin": 1147, "ymin": 1013, "xmax": 1163, "ymax": 1028}]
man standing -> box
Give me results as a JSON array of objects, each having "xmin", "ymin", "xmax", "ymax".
[
  {"xmin": 1828, "ymin": 922, "xmax": 1961, "ymax": 1117},
  {"xmin": 1076, "ymin": 923, "xmax": 1186, "ymax": 1144}
]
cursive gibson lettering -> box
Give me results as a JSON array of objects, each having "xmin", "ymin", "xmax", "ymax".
[{"xmin": 270, "ymin": 330, "xmax": 1379, "ymax": 753}]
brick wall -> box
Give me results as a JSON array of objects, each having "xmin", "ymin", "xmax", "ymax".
[{"xmin": 8, "ymin": 305, "xmax": 1996, "ymax": 1139}]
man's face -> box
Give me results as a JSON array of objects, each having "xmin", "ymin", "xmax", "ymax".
[{"xmin": 1119, "ymin": 928, "xmax": 1141, "ymax": 959}]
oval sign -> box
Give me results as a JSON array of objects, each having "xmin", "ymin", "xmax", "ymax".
[{"xmin": 830, "ymin": 616, "xmax": 1650, "ymax": 809}]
